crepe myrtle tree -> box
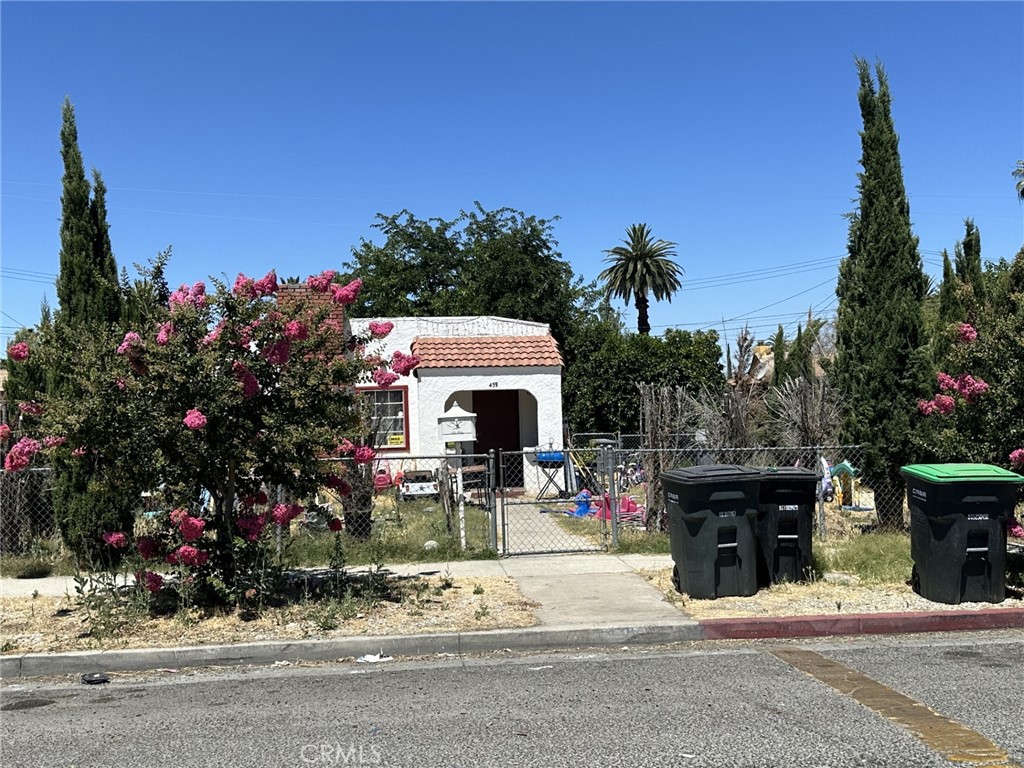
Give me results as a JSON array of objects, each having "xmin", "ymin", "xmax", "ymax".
[{"xmin": 6, "ymin": 269, "xmax": 418, "ymax": 599}]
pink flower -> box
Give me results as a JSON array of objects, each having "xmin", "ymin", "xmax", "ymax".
[
  {"xmin": 354, "ymin": 445, "xmax": 376, "ymax": 465},
  {"xmin": 156, "ymin": 322, "xmax": 175, "ymax": 345},
  {"xmin": 391, "ymin": 350, "xmax": 420, "ymax": 376},
  {"xmin": 7, "ymin": 342, "xmax": 30, "ymax": 362},
  {"xmin": 168, "ymin": 282, "xmax": 207, "ymax": 311},
  {"xmin": 43, "ymin": 436, "xmax": 67, "ymax": 449},
  {"xmin": 200, "ymin": 320, "xmax": 226, "ymax": 347},
  {"xmin": 1009, "ymin": 449, "xmax": 1024, "ymax": 470},
  {"xmin": 253, "ymin": 270, "xmax": 278, "ymax": 297},
  {"xmin": 263, "ymin": 338, "xmax": 291, "ymax": 365},
  {"xmin": 933, "ymin": 394, "xmax": 955, "ymax": 415},
  {"xmin": 1007, "ymin": 517, "xmax": 1024, "ymax": 539},
  {"xmin": 306, "ymin": 270, "xmax": 337, "ymax": 292},
  {"xmin": 236, "ymin": 512, "xmax": 268, "ymax": 542},
  {"xmin": 169, "ymin": 508, "xmax": 189, "ymax": 525},
  {"xmin": 368, "ymin": 321, "xmax": 394, "ymax": 339},
  {"xmin": 168, "ymin": 545, "xmax": 208, "ymax": 567},
  {"xmin": 270, "ymin": 503, "xmax": 304, "ymax": 526},
  {"xmin": 117, "ymin": 331, "xmax": 143, "ymax": 355},
  {"xmin": 183, "ymin": 409, "xmax": 207, "ymax": 430},
  {"xmin": 328, "ymin": 517, "xmax": 344, "ymax": 533},
  {"xmin": 72, "ymin": 446, "xmax": 87, "ymax": 457},
  {"xmin": 917, "ymin": 399, "xmax": 938, "ymax": 416},
  {"xmin": 143, "ymin": 571, "xmax": 164, "ymax": 593},
  {"xmin": 231, "ymin": 361, "xmax": 260, "ymax": 398},
  {"xmin": 18, "ymin": 401, "xmax": 43, "ymax": 417},
  {"xmin": 337, "ymin": 438, "xmax": 355, "ymax": 455},
  {"xmin": 115, "ymin": 377, "xmax": 127, "ymax": 391},
  {"xmin": 372, "ymin": 368, "xmax": 399, "ymax": 388},
  {"xmin": 178, "ymin": 516, "xmax": 206, "ymax": 542},
  {"xmin": 283, "ymin": 320, "xmax": 308, "ymax": 341},
  {"xmin": 957, "ymin": 323, "xmax": 978, "ymax": 344},
  {"xmin": 4, "ymin": 437, "xmax": 41, "ymax": 472},
  {"xmin": 102, "ymin": 531, "xmax": 129, "ymax": 549},
  {"xmin": 955, "ymin": 374, "xmax": 989, "ymax": 403},
  {"xmin": 0, "ymin": 424, "xmax": 11, "ymax": 442},
  {"xmin": 136, "ymin": 536, "xmax": 161, "ymax": 560},
  {"xmin": 936, "ymin": 372, "xmax": 956, "ymax": 392},
  {"xmin": 330, "ymin": 278, "xmax": 362, "ymax": 306},
  {"xmin": 233, "ymin": 273, "xmax": 257, "ymax": 299}
]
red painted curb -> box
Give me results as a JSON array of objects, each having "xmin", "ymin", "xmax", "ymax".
[{"xmin": 698, "ymin": 607, "xmax": 1024, "ymax": 640}]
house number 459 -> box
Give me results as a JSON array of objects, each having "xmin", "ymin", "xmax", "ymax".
[{"xmin": 488, "ymin": 382, "xmax": 499, "ymax": 388}]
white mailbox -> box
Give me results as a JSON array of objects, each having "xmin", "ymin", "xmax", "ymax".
[{"xmin": 438, "ymin": 403, "xmax": 477, "ymax": 443}]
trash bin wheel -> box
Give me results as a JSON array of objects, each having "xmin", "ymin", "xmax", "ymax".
[
  {"xmin": 910, "ymin": 564, "xmax": 920, "ymax": 595},
  {"xmin": 671, "ymin": 564, "xmax": 681, "ymax": 593}
]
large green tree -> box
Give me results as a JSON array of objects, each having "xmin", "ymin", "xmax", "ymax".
[
  {"xmin": 344, "ymin": 203, "xmax": 592, "ymax": 347},
  {"xmin": 833, "ymin": 59, "xmax": 931, "ymax": 530},
  {"xmin": 54, "ymin": 98, "xmax": 121, "ymax": 328},
  {"xmin": 599, "ymin": 224, "xmax": 683, "ymax": 336}
]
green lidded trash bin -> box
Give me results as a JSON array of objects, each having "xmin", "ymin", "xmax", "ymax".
[
  {"xmin": 661, "ymin": 464, "xmax": 761, "ymax": 599},
  {"xmin": 900, "ymin": 463, "xmax": 1024, "ymax": 604},
  {"xmin": 757, "ymin": 467, "xmax": 819, "ymax": 586}
]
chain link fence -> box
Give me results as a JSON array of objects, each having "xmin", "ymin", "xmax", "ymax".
[
  {"xmin": 1, "ymin": 445, "xmax": 909, "ymax": 565},
  {"xmin": 0, "ymin": 467, "xmax": 56, "ymax": 556}
]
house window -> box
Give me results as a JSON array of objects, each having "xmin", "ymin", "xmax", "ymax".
[{"xmin": 364, "ymin": 386, "xmax": 408, "ymax": 449}]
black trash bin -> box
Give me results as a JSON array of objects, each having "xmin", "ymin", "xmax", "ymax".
[
  {"xmin": 901, "ymin": 463, "xmax": 1024, "ymax": 604},
  {"xmin": 661, "ymin": 464, "xmax": 761, "ymax": 599},
  {"xmin": 757, "ymin": 467, "xmax": 819, "ymax": 586}
]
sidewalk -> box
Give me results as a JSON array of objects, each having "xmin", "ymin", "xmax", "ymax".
[{"xmin": 2, "ymin": 552, "xmax": 1022, "ymax": 679}]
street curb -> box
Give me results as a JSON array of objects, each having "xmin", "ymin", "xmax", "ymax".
[
  {"xmin": 0, "ymin": 623, "xmax": 703, "ymax": 680},
  {"xmin": 698, "ymin": 607, "xmax": 1024, "ymax": 640}
]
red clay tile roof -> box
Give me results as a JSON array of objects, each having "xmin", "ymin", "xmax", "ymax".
[{"xmin": 411, "ymin": 335, "xmax": 563, "ymax": 369}]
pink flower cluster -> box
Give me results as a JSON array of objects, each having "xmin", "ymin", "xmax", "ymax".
[
  {"xmin": 263, "ymin": 338, "xmax": 291, "ymax": 365},
  {"xmin": 372, "ymin": 369, "xmax": 399, "ymax": 388},
  {"xmin": 241, "ymin": 490, "xmax": 269, "ymax": 507},
  {"xmin": 233, "ymin": 273, "xmax": 257, "ymax": 299},
  {"xmin": 957, "ymin": 323, "xmax": 978, "ymax": 344},
  {"xmin": 1007, "ymin": 516, "xmax": 1024, "ymax": 539},
  {"xmin": 306, "ymin": 270, "xmax": 337, "ymax": 292},
  {"xmin": 136, "ymin": 535, "xmax": 162, "ymax": 560},
  {"xmin": 232, "ymin": 361, "xmax": 260, "ymax": 398},
  {"xmin": 18, "ymin": 401, "xmax": 43, "ymax": 417},
  {"xmin": 7, "ymin": 342, "xmax": 30, "ymax": 362},
  {"xmin": 337, "ymin": 438, "xmax": 355, "ymax": 455},
  {"xmin": 270, "ymin": 503, "xmax": 304, "ymax": 526},
  {"xmin": 140, "ymin": 571, "xmax": 164, "ymax": 593},
  {"xmin": 166, "ymin": 545, "xmax": 208, "ymax": 567},
  {"xmin": 354, "ymin": 445, "xmax": 376, "ymax": 465},
  {"xmin": 253, "ymin": 270, "xmax": 278, "ymax": 297},
  {"xmin": 937, "ymin": 372, "xmax": 989, "ymax": 403},
  {"xmin": 330, "ymin": 278, "xmax": 363, "ymax": 306},
  {"xmin": 284, "ymin": 320, "xmax": 308, "ymax": 341},
  {"xmin": 4, "ymin": 437, "xmax": 41, "ymax": 472},
  {"xmin": 368, "ymin": 321, "xmax": 394, "ymax": 339},
  {"xmin": 392, "ymin": 350, "xmax": 420, "ymax": 376},
  {"xmin": 1010, "ymin": 449, "xmax": 1024, "ymax": 471},
  {"xmin": 918, "ymin": 394, "xmax": 955, "ymax": 416},
  {"xmin": 236, "ymin": 512, "xmax": 269, "ymax": 542},
  {"xmin": 117, "ymin": 331, "xmax": 143, "ymax": 356},
  {"xmin": 183, "ymin": 409, "xmax": 207, "ymax": 430},
  {"xmin": 178, "ymin": 514, "xmax": 206, "ymax": 542},
  {"xmin": 0, "ymin": 424, "xmax": 11, "ymax": 442},
  {"xmin": 169, "ymin": 281, "xmax": 207, "ymax": 311},
  {"xmin": 328, "ymin": 517, "xmax": 344, "ymax": 533},
  {"xmin": 156, "ymin": 322, "xmax": 175, "ymax": 346},
  {"xmin": 102, "ymin": 531, "xmax": 129, "ymax": 549},
  {"xmin": 324, "ymin": 473, "xmax": 352, "ymax": 497},
  {"xmin": 43, "ymin": 436, "xmax": 67, "ymax": 449}
]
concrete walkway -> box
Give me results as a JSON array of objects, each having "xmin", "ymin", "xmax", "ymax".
[{"xmin": 497, "ymin": 501, "xmax": 599, "ymax": 555}]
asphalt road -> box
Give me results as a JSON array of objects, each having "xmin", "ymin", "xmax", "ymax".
[{"xmin": 2, "ymin": 631, "xmax": 1021, "ymax": 768}]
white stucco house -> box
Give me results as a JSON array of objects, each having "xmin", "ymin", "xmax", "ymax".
[{"xmin": 349, "ymin": 316, "xmax": 566, "ymax": 467}]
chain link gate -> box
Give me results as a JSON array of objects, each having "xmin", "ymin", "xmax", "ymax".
[{"xmin": 496, "ymin": 449, "xmax": 611, "ymax": 555}]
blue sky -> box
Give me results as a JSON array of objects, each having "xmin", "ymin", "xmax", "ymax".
[{"xmin": 2, "ymin": 1, "xmax": 1022, "ymax": 354}]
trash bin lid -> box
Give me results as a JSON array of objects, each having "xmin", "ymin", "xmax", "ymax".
[
  {"xmin": 760, "ymin": 467, "xmax": 819, "ymax": 481},
  {"xmin": 900, "ymin": 463, "xmax": 1024, "ymax": 484},
  {"xmin": 661, "ymin": 464, "xmax": 762, "ymax": 485}
]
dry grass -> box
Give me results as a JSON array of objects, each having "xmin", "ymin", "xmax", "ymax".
[
  {"xmin": 640, "ymin": 566, "xmax": 1024, "ymax": 620},
  {"xmin": 0, "ymin": 575, "xmax": 538, "ymax": 656}
]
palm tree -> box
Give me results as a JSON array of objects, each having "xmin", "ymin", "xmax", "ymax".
[
  {"xmin": 1014, "ymin": 160, "xmax": 1024, "ymax": 201},
  {"xmin": 599, "ymin": 223, "xmax": 683, "ymax": 335}
]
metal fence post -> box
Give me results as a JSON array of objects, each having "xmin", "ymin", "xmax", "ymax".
[
  {"xmin": 816, "ymin": 448, "xmax": 827, "ymax": 539},
  {"xmin": 487, "ymin": 449, "xmax": 499, "ymax": 554},
  {"xmin": 609, "ymin": 446, "xmax": 620, "ymax": 549}
]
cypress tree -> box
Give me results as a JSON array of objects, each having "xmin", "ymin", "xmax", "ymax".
[
  {"xmin": 770, "ymin": 325, "xmax": 788, "ymax": 386},
  {"xmin": 88, "ymin": 169, "xmax": 122, "ymax": 324},
  {"xmin": 937, "ymin": 249, "xmax": 963, "ymax": 327},
  {"xmin": 834, "ymin": 59, "xmax": 931, "ymax": 530},
  {"xmin": 955, "ymin": 218, "xmax": 985, "ymax": 313},
  {"xmin": 55, "ymin": 97, "xmax": 97, "ymax": 327}
]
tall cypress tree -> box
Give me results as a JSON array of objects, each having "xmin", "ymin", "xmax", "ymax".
[
  {"xmin": 770, "ymin": 325, "xmax": 788, "ymax": 386},
  {"xmin": 834, "ymin": 59, "xmax": 931, "ymax": 530},
  {"xmin": 937, "ymin": 249, "xmax": 963, "ymax": 326},
  {"xmin": 955, "ymin": 218, "xmax": 985, "ymax": 313},
  {"xmin": 55, "ymin": 97, "xmax": 97, "ymax": 327},
  {"xmin": 88, "ymin": 169, "xmax": 122, "ymax": 324}
]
